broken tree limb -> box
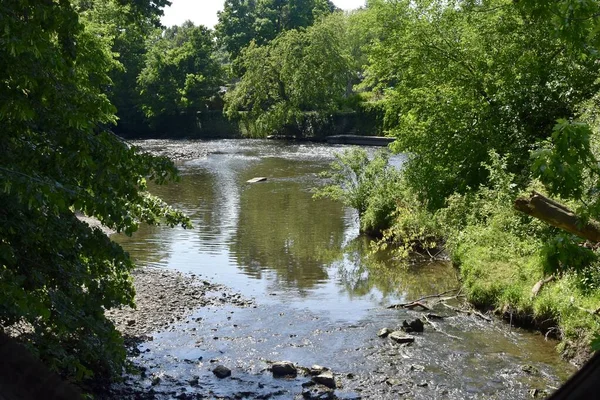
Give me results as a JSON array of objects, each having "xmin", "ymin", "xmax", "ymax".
[
  {"xmin": 514, "ymin": 191, "xmax": 600, "ymax": 242},
  {"xmin": 388, "ymin": 301, "xmax": 431, "ymax": 311},
  {"xmin": 441, "ymin": 303, "xmax": 492, "ymax": 322},
  {"xmin": 423, "ymin": 314, "xmax": 463, "ymax": 340},
  {"xmin": 531, "ymin": 275, "xmax": 555, "ymax": 299},
  {"xmin": 387, "ymin": 288, "xmax": 461, "ymax": 310}
]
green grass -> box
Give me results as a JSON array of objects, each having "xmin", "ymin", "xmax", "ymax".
[{"xmin": 453, "ymin": 222, "xmax": 600, "ymax": 362}]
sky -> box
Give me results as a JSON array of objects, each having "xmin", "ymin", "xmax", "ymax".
[{"xmin": 161, "ymin": 0, "xmax": 366, "ymax": 28}]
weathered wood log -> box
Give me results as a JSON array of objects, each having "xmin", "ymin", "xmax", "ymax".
[
  {"xmin": 514, "ymin": 191, "xmax": 600, "ymax": 242},
  {"xmin": 531, "ymin": 275, "xmax": 555, "ymax": 299}
]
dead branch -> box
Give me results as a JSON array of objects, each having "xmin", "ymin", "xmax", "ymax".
[
  {"xmin": 531, "ymin": 275, "xmax": 555, "ymax": 299},
  {"xmin": 441, "ymin": 303, "xmax": 492, "ymax": 322},
  {"xmin": 423, "ymin": 314, "xmax": 463, "ymax": 340},
  {"xmin": 387, "ymin": 288, "xmax": 461, "ymax": 309},
  {"xmin": 514, "ymin": 191, "xmax": 600, "ymax": 242}
]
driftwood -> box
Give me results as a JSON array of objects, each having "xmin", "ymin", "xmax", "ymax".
[
  {"xmin": 422, "ymin": 314, "xmax": 462, "ymax": 340},
  {"xmin": 441, "ymin": 303, "xmax": 492, "ymax": 322},
  {"xmin": 531, "ymin": 275, "xmax": 555, "ymax": 299},
  {"xmin": 387, "ymin": 288, "xmax": 461, "ymax": 310},
  {"xmin": 514, "ymin": 191, "xmax": 600, "ymax": 242}
]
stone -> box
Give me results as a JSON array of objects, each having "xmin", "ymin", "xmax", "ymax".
[
  {"xmin": 271, "ymin": 361, "xmax": 297, "ymax": 378},
  {"xmin": 302, "ymin": 387, "xmax": 335, "ymax": 400},
  {"xmin": 212, "ymin": 365, "xmax": 231, "ymax": 379},
  {"xmin": 312, "ymin": 371, "xmax": 336, "ymax": 389},
  {"xmin": 377, "ymin": 327, "xmax": 393, "ymax": 338},
  {"xmin": 402, "ymin": 319, "xmax": 424, "ymax": 333},
  {"xmin": 389, "ymin": 331, "xmax": 415, "ymax": 344},
  {"xmin": 309, "ymin": 365, "xmax": 328, "ymax": 376}
]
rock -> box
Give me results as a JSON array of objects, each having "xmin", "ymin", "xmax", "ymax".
[
  {"xmin": 377, "ymin": 327, "xmax": 393, "ymax": 338},
  {"xmin": 310, "ymin": 365, "xmax": 328, "ymax": 376},
  {"xmin": 402, "ymin": 319, "xmax": 424, "ymax": 333},
  {"xmin": 312, "ymin": 371, "xmax": 336, "ymax": 389},
  {"xmin": 522, "ymin": 364, "xmax": 539, "ymax": 375},
  {"xmin": 271, "ymin": 361, "xmax": 297, "ymax": 378},
  {"xmin": 212, "ymin": 365, "xmax": 231, "ymax": 379},
  {"xmin": 302, "ymin": 387, "xmax": 335, "ymax": 399},
  {"xmin": 188, "ymin": 376, "xmax": 199, "ymax": 386},
  {"xmin": 389, "ymin": 331, "xmax": 415, "ymax": 344}
]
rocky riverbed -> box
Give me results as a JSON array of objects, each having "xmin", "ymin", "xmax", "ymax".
[
  {"xmin": 97, "ymin": 139, "xmax": 574, "ymax": 399},
  {"xmin": 96, "ymin": 266, "xmax": 571, "ymax": 400}
]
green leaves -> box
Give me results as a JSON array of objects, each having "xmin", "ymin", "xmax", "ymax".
[
  {"xmin": 0, "ymin": 0, "xmax": 190, "ymax": 383},
  {"xmin": 137, "ymin": 22, "xmax": 223, "ymax": 127},
  {"xmin": 532, "ymin": 119, "xmax": 596, "ymax": 199},
  {"xmin": 224, "ymin": 13, "xmax": 353, "ymax": 137}
]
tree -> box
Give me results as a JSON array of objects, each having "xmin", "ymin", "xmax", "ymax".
[
  {"xmin": 74, "ymin": 0, "xmax": 165, "ymax": 135},
  {"xmin": 360, "ymin": 0, "xmax": 600, "ymax": 209},
  {"xmin": 0, "ymin": 0, "xmax": 190, "ymax": 381},
  {"xmin": 137, "ymin": 21, "xmax": 224, "ymax": 129},
  {"xmin": 216, "ymin": 0, "xmax": 336, "ymax": 60},
  {"xmin": 224, "ymin": 12, "xmax": 353, "ymax": 137}
]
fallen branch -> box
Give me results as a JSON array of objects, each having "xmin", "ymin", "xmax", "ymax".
[
  {"xmin": 573, "ymin": 305, "xmax": 600, "ymax": 316},
  {"xmin": 389, "ymin": 301, "xmax": 431, "ymax": 311},
  {"xmin": 514, "ymin": 191, "xmax": 600, "ymax": 242},
  {"xmin": 442, "ymin": 303, "xmax": 492, "ymax": 322},
  {"xmin": 387, "ymin": 288, "xmax": 460, "ymax": 309},
  {"xmin": 423, "ymin": 314, "xmax": 462, "ymax": 340},
  {"xmin": 531, "ymin": 275, "xmax": 555, "ymax": 299}
]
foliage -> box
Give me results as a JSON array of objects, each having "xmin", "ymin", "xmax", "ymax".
[
  {"xmin": 216, "ymin": 0, "xmax": 336, "ymax": 61},
  {"xmin": 224, "ymin": 13, "xmax": 353, "ymax": 137},
  {"xmin": 314, "ymin": 148, "xmax": 402, "ymax": 236},
  {"xmin": 137, "ymin": 21, "xmax": 224, "ymax": 128},
  {"xmin": 359, "ymin": 0, "xmax": 600, "ymax": 209},
  {"xmin": 0, "ymin": 0, "xmax": 189, "ymax": 382}
]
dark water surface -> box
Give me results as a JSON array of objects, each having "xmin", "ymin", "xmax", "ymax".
[{"xmin": 114, "ymin": 139, "xmax": 574, "ymax": 399}]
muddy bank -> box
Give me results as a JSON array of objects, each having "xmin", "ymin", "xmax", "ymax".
[{"xmin": 105, "ymin": 268, "xmax": 254, "ymax": 339}]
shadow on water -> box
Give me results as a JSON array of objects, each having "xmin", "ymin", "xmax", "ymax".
[{"xmin": 113, "ymin": 139, "xmax": 575, "ymax": 399}]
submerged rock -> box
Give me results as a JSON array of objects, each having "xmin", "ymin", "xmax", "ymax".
[
  {"xmin": 310, "ymin": 365, "xmax": 328, "ymax": 376},
  {"xmin": 389, "ymin": 331, "xmax": 415, "ymax": 344},
  {"xmin": 212, "ymin": 365, "xmax": 231, "ymax": 379},
  {"xmin": 271, "ymin": 361, "xmax": 297, "ymax": 378}
]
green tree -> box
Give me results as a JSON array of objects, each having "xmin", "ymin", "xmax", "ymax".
[
  {"xmin": 74, "ymin": 0, "xmax": 164, "ymax": 135},
  {"xmin": 216, "ymin": 0, "xmax": 336, "ymax": 60},
  {"xmin": 0, "ymin": 0, "xmax": 190, "ymax": 381},
  {"xmin": 224, "ymin": 12, "xmax": 353, "ymax": 137},
  {"xmin": 361, "ymin": 0, "xmax": 600, "ymax": 209},
  {"xmin": 137, "ymin": 21, "xmax": 224, "ymax": 129}
]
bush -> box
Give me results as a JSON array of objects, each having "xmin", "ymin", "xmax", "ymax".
[{"xmin": 314, "ymin": 148, "xmax": 402, "ymax": 235}]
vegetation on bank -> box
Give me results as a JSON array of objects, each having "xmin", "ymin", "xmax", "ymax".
[
  {"xmin": 3, "ymin": 0, "xmax": 600, "ymax": 388},
  {"xmin": 309, "ymin": 0, "xmax": 600, "ymax": 361}
]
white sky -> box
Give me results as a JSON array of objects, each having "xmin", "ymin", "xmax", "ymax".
[{"xmin": 161, "ymin": 0, "xmax": 366, "ymax": 28}]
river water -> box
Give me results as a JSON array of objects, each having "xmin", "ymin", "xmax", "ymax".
[{"xmin": 114, "ymin": 139, "xmax": 574, "ymax": 399}]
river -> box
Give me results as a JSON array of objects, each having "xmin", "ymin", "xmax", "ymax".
[{"xmin": 113, "ymin": 139, "xmax": 574, "ymax": 399}]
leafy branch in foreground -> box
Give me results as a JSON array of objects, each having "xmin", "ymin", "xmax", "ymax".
[{"xmin": 0, "ymin": 0, "xmax": 189, "ymax": 382}]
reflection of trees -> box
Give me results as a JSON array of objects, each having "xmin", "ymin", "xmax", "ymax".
[
  {"xmin": 112, "ymin": 223, "xmax": 171, "ymax": 267},
  {"xmin": 231, "ymin": 160, "xmax": 347, "ymax": 291},
  {"xmin": 335, "ymin": 237, "xmax": 460, "ymax": 301}
]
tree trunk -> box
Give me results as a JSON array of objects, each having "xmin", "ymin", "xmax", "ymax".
[{"xmin": 514, "ymin": 191, "xmax": 600, "ymax": 242}]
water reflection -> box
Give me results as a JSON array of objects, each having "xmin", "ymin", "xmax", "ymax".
[{"xmin": 114, "ymin": 140, "xmax": 459, "ymax": 308}]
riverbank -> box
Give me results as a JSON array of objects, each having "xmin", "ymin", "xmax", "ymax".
[
  {"xmin": 96, "ymin": 264, "xmax": 570, "ymax": 400},
  {"xmin": 94, "ymin": 139, "xmax": 574, "ymax": 399}
]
